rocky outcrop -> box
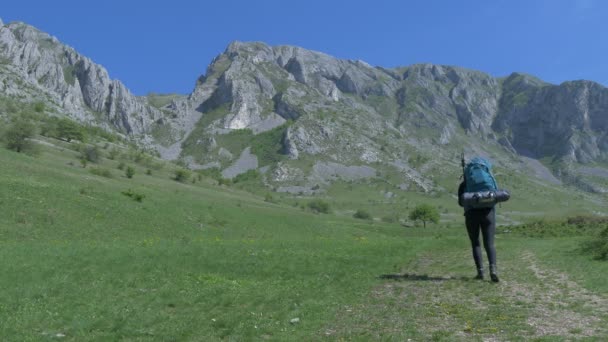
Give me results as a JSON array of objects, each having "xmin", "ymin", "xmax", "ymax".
[
  {"xmin": 495, "ymin": 74, "xmax": 608, "ymax": 163},
  {"xmin": 221, "ymin": 147, "xmax": 258, "ymax": 179},
  {"xmin": 0, "ymin": 21, "xmax": 164, "ymax": 134}
]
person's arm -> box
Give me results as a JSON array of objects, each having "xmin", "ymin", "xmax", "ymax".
[{"xmin": 458, "ymin": 181, "xmax": 465, "ymax": 207}]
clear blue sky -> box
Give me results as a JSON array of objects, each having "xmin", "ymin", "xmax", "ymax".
[{"xmin": 2, "ymin": 0, "xmax": 607, "ymax": 95}]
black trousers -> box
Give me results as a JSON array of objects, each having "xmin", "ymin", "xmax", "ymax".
[{"xmin": 465, "ymin": 207, "xmax": 496, "ymax": 271}]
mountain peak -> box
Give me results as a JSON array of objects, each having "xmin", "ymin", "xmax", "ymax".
[
  {"xmin": 225, "ymin": 40, "xmax": 273, "ymax": 57},
  {"xmin": 503, "ymin": 72, "xmax": 548, "ymax": 87}
]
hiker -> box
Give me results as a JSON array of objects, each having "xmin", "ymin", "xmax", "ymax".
[{"xmin": 458, "ymin": 157, "xmax": 501, "ymax": 283}]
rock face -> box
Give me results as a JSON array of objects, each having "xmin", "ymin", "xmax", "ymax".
[
  {"xmin": 0, "ymin": 21, "xmax": 165, "ymax": 135},
  {"xmin": 495, "ymin": 74, "xmax": 608, "ymax": 163},
  {"xmin": 176, "ymin": 41, "xmax": 608, "ymax": 190},
  {"xmin": 3, "ymin": 21, "xmax": 608, "ymax": 192}
]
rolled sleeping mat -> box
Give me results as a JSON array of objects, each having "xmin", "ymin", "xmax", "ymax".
[{"xmin": 461, "ymin": 189, "xmax": 510, "ymax": 208}]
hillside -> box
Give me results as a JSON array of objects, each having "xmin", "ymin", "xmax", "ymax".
[{"xmin": 0, "ymin": 135, "xmax": 607, "ymax": 340}]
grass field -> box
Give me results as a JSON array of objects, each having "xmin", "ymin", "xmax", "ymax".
[{"xmin": 1, "ymin": 139, "xmax": 607, "ymax": 341}]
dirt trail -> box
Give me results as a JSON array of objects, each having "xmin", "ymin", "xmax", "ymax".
[
  {"xmin": 515, "ymin": 251, "xmax": 608, "ymax": 338},
  {"xmin": 323, "ymin": 250, "xmax": 608, "ymax": 340}
]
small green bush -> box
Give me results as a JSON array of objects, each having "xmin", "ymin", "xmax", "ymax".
[
  {"xmin": 174, "ymin": 169, "xmax": 191, "ymax": 183},
  {"xmin": 589, "ymin": 227, "xmax": 608, "ymax": 260},
  {"xmin": 233, "ymin": 169, "xmax": 260, "ymax": 184},
  {"xmin": 146, "ymin": 169, "xmax": 152, "ymax": 175},
  {"xmin": 117, "ymin": 162, "xmax": 126, "ymax": 170},
  {"xmin": 125, "ymin": 166, "xmax": 135, "ymax": 179},
  {"xmin": 307, "ymin": 199, "xmax": 331, "ymax": 214},
  {"xmin": 218, "ymin": 178, "xmax": 232, "ymax": 186},
  {"xmin": 81, "ymin": 145, "xmax": 101, "ymax": 163},
  {"xmin": 198, "ymin": 167, "xmax": 222, "ymax": 181},
  {"xmin": 33, "ymin": 102, "xmax": 45, "ymax": 113},
  {"xmin": 353, "ymin": 209, "xmax": 372, "ymax": 220},
  {"xmin": 506, "ymin": 216, "xmax": 607, "ymax": 238},
  {"xmin": 121, "ymin": 189, "xmax": 145, "ymax": 202},
  {"xmin": 79, "ymin": 186, "xmax": 92, "ymax": 195},
  {"xmin": 264, "ymin": 193, "xmax": 275, "ymax": 203},
  {"xmin": 107, "ymin": 147, "xmax": 120, "ymax": 160}
]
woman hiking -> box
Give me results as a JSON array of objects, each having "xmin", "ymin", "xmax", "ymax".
[{"xmin": 458, "ymin": 156, "xmax": 501, "ymax": 283}]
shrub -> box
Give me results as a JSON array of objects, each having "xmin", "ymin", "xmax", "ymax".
[
  {"xmin": 81, "ymin": 145, "xmax": 101, "ymax": 163},
  {"xmin": 590, "ymin": 227, "xmax": 608, "ymax": 260},
  {"xmin": 567, "ymin": 215, "xmax": 608, "ymax": 226},
  {"xmin": 107, "ymin": 147, "xmax": 120, "ymax": 160},
  {"xmin": 79, "ymin": 186, "xmax": 92, "ymax": 195},
  {"xmin": 89, "ymin": 167, "xmax": 113, "ymax": 178},
  {"xmin": 218, "ymin": 178, "xmax": 232, "ymax": 186},
  {"xmin": 264, "ymin": 193, "xmax": 275, "ymax": 203},
  {"xmin": 199, "ymin": 167, "xmax": 223, "ymax": 181},
  {"xmin": 506, "ymin": 216, "xmax": 607, "ymax": 238},
  {"xmin": 33, "ymin": 102, "xmax": 45, "ymax": 113},
  {"xmin": 125, "ymin": 166, "xmax": 135, "ymax": 179},
  {"xmin": 233, "ymin": 169, "xmax": 260, "ymax": 184},
  {"xmin": 117, "ymin": 162, "xmax": 126, "ymax": 170},
  {"xmin": 121, "ymin": 189, "xmax": 145, "ymax": 202},
  {"xmin": 353, "ymin": 209, "xmax": 372, "ymax": 220},
  {"xmin": 146, "ymin": 169, "xmax": 152, "ymax": 175},
  {"xmin": 174, "ymin": 169, "xmax": 191, "ymax": 183},
  {"xmin": 307, "ymin": 199, "xmax": 331, "ymax": 214},
  {"xmin": 408, "ymin": 204, "xmax": 439, "ymax": 228}
]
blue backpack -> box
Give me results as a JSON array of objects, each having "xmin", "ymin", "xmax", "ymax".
[{"xmin": 464, "ymin": 157, "xmax": 497, "ymax": 193}]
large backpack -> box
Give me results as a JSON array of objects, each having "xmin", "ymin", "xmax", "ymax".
[{"xmin": 464, "ymin": 157, "xmax": 497, "ymax": 193}]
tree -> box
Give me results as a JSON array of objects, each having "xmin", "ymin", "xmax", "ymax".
[
  {"xmin": 56, "ymin": 118, "xmax": 84, "ymax": 142},
  {"xmin": 4, "ymin": 120, "xmax": 36, "ymax": 153},
  {"xmin": 408, "ymin": 204, "xmax": 439, "ymax": 228}
]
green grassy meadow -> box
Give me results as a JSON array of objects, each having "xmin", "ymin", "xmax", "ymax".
[{"xmin": 1, "ymin": 139, "xmax": 607, "ymax": 341}]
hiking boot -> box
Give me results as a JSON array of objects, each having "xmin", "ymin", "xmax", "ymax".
[
  {"xmin": 490, "ymin": 264, "xmax": 499, "ymax": 283},
  {"xmin": 475, "ymin": 268, "xmax": 484, "ymax": 280}
]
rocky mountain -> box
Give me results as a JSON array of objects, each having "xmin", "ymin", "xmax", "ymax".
[
  {"xmin": 2, "ymin": 20, "xmax": 608, "ymax": 194},
  {"xmin": 0, "ymin": 20, "xmax": 191, "ymax": 143},
  {"xmin": 168, "ymin": 41, "xmax": 608, "ymax": 193}
]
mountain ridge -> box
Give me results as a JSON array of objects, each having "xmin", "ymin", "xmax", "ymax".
[{"xmin": 2, "ymin": 20, "xmax": 608, "ymax": 195}]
